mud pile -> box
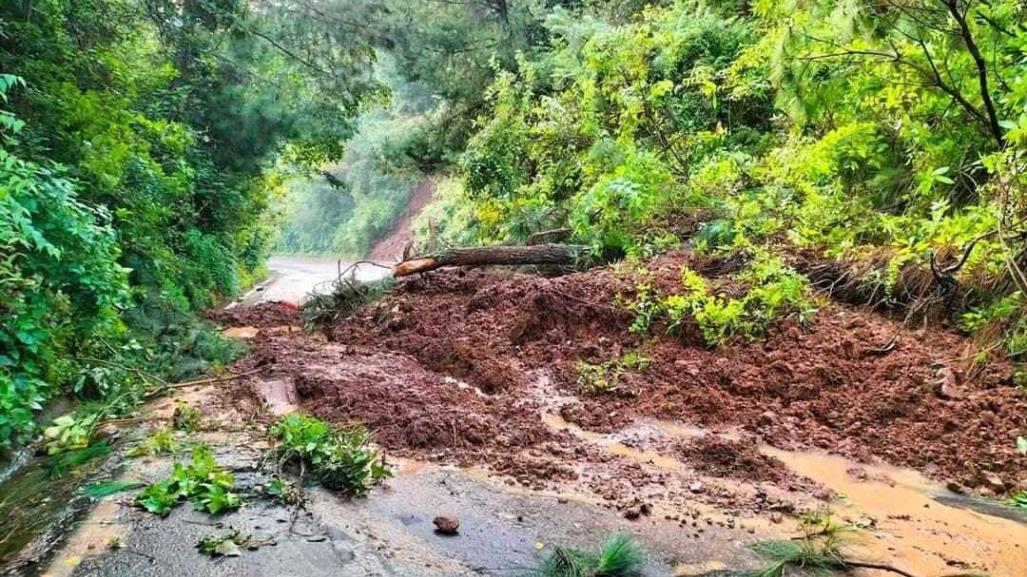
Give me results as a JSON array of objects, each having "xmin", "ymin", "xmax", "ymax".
[
  {"xmin": 206, "ymin": 301, "xmax": 300, "ymax": 328},
  {"xmin": 322, "ymin": 252, "xmax": 1024, "ymax": 495}
]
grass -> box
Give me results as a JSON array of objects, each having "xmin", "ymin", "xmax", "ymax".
[{"xmin": 532, "ymin": 534, "xmax": 646, "ymax": 577}]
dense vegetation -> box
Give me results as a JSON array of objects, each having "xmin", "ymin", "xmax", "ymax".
[
  {"xmin": 404, "ymin": 0, "xmax": 1027, "ymax": 359},
  {"xmin": 0, "ymin": 0, "xmax": 378, "ymax": 449},
  {"xmin": 5, "ymin": 0, "xmax": 1027, "ymax": 450}
]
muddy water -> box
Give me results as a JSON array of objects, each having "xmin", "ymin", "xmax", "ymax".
[
  {"xmin": 765, "ymin": 447, "xmax": 1027, "ymax": 577},
  {"xmin": 0, "ymin": 449, "xmax": 112, "ymax": 574},
  {"xmin": 542, "ymin": 411, "xmax": 1027, "ymax": 577}
]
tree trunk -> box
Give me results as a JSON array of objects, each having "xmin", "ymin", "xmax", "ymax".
[{"xmin": 392, "ymin": 244, "xmax": 588, "ymax": 277}]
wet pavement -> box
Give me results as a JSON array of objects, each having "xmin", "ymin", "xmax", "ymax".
[
  {"xmin": 33, "ymin": 385, "xmax": 764, "ymax": 577},
  {"xmin": 236, "ymin": 257, "xmax": 389, "ymax": 307}
]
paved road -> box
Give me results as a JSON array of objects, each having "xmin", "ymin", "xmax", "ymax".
[{"xmin": 238, "ymin": 256, "xmax": 391, "ymax": 306}]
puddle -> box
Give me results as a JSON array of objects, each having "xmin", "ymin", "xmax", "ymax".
[{"xmin": 764, "ymin": 447, "xmax": 1027, "ymax": 577}]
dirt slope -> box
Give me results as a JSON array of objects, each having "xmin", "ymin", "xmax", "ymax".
[{"xmin": 369, "ymin": 177, "xmax": 436, "ymax": 262}]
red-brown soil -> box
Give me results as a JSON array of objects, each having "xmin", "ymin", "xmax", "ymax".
[
  {"xmin": 213, "ymin": 250, "xmax": 1027, "ymax": 511},
  {"xmin": 205, "ymin": 302, "xmax": 300, "ymax": 328},
  {"xmin": 368, "ymin": 177, "xmax": 436, "ymax": 262},
  {"xmin": 322, "ymin": 251, "xmax": 1025, "ymax": 495}
]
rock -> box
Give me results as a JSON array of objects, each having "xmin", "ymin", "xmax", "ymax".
[
  {"xmin": 433, "ymin": 516, "xmax": 460, "ymax": 535},
  {"xmin": 983, "ymin": 473, "xmax": 1006, "ymax": 493},
  {"xmin": 689, "ymin": 481, "xmax": 705, "ymax": 494},
  {"xmin": 945, "ymin": 480, "xmax": 967, "ymax": 494},
  {"xmin": 769, "ymin": 512, "xmax": 783, "ymax": 524},
  {"xmin": 623, "ymin": 507, "xmax": 641, "ymax": 521},
  {"xmin": 758, "ymin": 411, "xmax": 777, "ymax": 426}
]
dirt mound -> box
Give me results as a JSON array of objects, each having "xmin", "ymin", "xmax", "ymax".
[
  {"xmin": 325, "ymin": 251, "xmax": 1025, "ymax": 495},
  {"xmin": 234, "ymin": 331, "xmax": 552, "ymax": 462},
  {"xmin": 206, "ymin": 302, "xmax": 300, "ymax": 328},
  {"xmin": 676, "ymin": 436, "xmax": 792, "ymax": 484},
  {"xmin": 369, "ymin": 177, "xmax": 436, "ymax": 262}
]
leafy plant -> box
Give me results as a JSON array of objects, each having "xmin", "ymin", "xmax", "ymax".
[
  {"xmin": 42, "ymin": 414, "xmax": 96, "ymax": 455},
  {"xmin": 1009, "ymin": 491, "xmax": 1027, "ymax": 509},
  {"xmin": 266, "ymin": 414, "xmax": 390, "ymax": 497},
  {"xmin": 532, "ymin": 534, "xmax": 647, "ymax": 577},
  {"xmin": 575, "ymin": 351, "xmax": 650, "ymax": 395},
  {"xmin": 302, "ymin": 275, "xmax": 394, "ymax": 331},
  {"xmin": 260, "ymin": 476, "xmax": 306, "ymax": 507},
  {"xmin": 127, "ymin": 426, "xmax": 182, "ymax": 458},
  {"xmin": 626, "ymin": 254, "xmax": 815, "ymax": 346},
  {"xmin": 196, "ymin": 529, "xmax": 256, "ymax": 557},
  {"xmin": 134, "ymin": 446, "xmax": 242, "ymax": 516}
]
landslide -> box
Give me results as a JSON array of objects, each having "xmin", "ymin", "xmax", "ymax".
[{"xmin": 319, "ymin": 250, "xmax": 1024, "ymax": 495}]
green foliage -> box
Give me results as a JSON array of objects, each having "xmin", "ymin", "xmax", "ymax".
[
  {"xmin": 391, "ymin": 0, "xmax": 1027, "ymax": 356},
  {"xmin": 260, "ymin": 476, "xmax": 306, "ymax": 507},
  {"xmin": 1010, "ymin": 491, "xmax": 1027, "ymax": 509},
  {"xmin": 127, "ymin": 426, "xmax": 182, "ymax": 458},
  {"xmin": 628, "ymin": 254, "xmax": 815, "ymax": 346},
  {"xmin": 42, "ymin": 414, "xmax": 96, "ymax": 455},
  {"xmin": 0, "ymin": 0, "xmax": 376, "ymax": 449},
  {"xmin": 276, "ymin": 57, "xmax": 438, "ymax": 258},
  {"xmin": 575, "ymin": 351, "xmax": 650, "ymax": 395},
  {"xmin": 196, "ymin": 529, "xmax": 252, "ymax": 557},
  {"xmin": 134, "ymin": 446, "xmax": 242, "ymax": 516},
  {"xmin": 267, "ymin": 414, "xmax": 390, "ymax": 497},
  {"xmin": 748, "ymin": 513, "xmax": 849, "ymax": 577},
  {"xmin": 302, "ymin": 276, "xmax": 395, "ymax": 331},
  {"xmin": 532, "ymin": 534, "xmax": 646, "ymax": 577},
  {"xmin": 172, "ymin": 401, "xmax": 204, "ymax": 432}
]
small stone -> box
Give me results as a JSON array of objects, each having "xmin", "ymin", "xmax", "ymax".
[
  {"xmin": 433, "ymin": 516, "xmax": 460, "ymax": 535},
  {"xmin": 623, "ymin": 507, "xmax": 641, "ymax": 521},
  {"xmin": 689, "ymin": 481, "xmax": 705, "ymax": 494},
  {"xmin": 769, "ymin": 512, "xmax": 783, "ymax": 524},
  {"xmin": 945, "ymin": 480, "xmax": 967, "ymax": 494},
  {"xmin": 640, "ymin": 503, "xmax": 653, "ymax": 516},
  {"xmin": 983, "ymin": 473, "xmax": 1006, "ymax": 493}
]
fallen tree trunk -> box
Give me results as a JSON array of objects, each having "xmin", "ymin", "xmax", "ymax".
[{"xmin": 393, "ymin": 244, "xmax": 588, "ymax": 277}]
